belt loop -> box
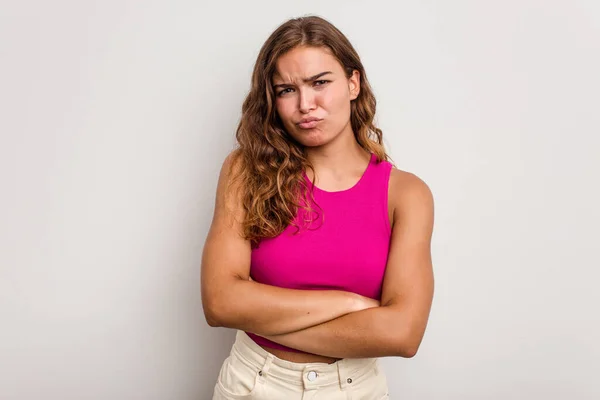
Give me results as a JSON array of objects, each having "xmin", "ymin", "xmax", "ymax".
[{"xmin": 258, "ymin": 353, "xmax": 274, "ymax": 383}]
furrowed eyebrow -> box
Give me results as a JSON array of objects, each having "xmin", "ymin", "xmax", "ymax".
[{"xmin": 273, "ymin": 71, "xmax": 333, "ymax": 89}]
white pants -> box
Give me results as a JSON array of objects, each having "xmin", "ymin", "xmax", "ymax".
[{"xmin": 212, "ymin": 330, "xmax": 390, "ymax": 399}]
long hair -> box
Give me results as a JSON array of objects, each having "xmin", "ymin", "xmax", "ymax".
[{"xmin": 231, "ymin": 15, "xmax": 391, "ymax": 247}]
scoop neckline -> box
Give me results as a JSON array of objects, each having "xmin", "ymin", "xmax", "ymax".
[{"xmin": 303, "ymin": 153, "xmax": 376, "ymax": 194}]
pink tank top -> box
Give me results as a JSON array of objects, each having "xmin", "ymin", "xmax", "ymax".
[{"xmin": 246, "ymin": 152, "xmax": 393, "ymax": 352}]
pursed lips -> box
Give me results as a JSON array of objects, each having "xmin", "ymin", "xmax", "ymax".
[{"xmin": 296, "ymin": 117, "xmax": 322, "ymax": 129}]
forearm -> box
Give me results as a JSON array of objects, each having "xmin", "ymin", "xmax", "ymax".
[
  {"xmin": 256, "ymin": 304, "xmax": 419, "ymax": 358},
  {"xmin": 205, "ymin": 278, "xmax": 363, "ymax": 336}
]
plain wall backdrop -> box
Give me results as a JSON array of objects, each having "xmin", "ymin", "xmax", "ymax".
[{"xmin": 1, "ymin": 1, "xmax": 599, "ymax": 399}]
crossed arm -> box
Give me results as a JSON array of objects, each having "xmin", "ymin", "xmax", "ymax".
[
  {"xmin": 254, "ymin": 173, "xmax": 435, "ymax": 358},
  {"xmin": 202, "ymin": 154, "xmax": 434, "ymax": 358}
]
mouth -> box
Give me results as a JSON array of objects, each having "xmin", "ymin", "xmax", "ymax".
[{"xmin": 296, "ymin": 118, "xmax": 322, "ymax": 129}]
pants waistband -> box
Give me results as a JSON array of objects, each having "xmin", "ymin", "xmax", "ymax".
[{"xmin": 231, "ymin": 330, "xmax": 378, "ymax": 389}]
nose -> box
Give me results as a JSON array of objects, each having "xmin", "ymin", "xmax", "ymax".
[{"xmin": 298, "ymin": 88, "xmax": 316, "ymax": 114}]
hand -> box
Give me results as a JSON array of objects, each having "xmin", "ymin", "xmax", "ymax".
[{"xmin": 352, "ymin": 293, "xmax": 381, "ymax": 312}]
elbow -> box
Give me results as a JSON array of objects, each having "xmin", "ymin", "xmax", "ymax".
[
  {"xmin": 397, "ymin": 342, "xmax": 420, "ymax": 358},
  {"xmin": 203, "ymin": 303, "xmax": 223, "ymax": 327},
  {"xmin": 383, "ymin": 304, "xmax": 430, "ymax": 358},
  {"xmin": 393, "ymin": 328, "xmax": 424, "ymax": 358},
  {"xmin": 202, "ymin": 277, "xmax": 250, "ymax": 329},
  {"xmin": 202, "ymin": 294, "xmax": 228, "ymax": 328},
  {"xmin": 204, "ymin": 308, "xmax": 222, "ymax": 328},
  {"xmin": 201, "ymin": 277, "xmax": 245, "ymax": 328}
]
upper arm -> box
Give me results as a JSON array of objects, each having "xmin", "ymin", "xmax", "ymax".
[
  {"xmin": 201, "ymin": 151, "xmax": 251, "ymax": 322},
  {"xmin": 381, "ymin": 169, "xmax": 435, "ymax": 349}
]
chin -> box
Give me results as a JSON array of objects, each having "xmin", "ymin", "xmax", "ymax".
[{"xmin": 292, "ymin": 130, "xmax": 332, "ymax": 147}]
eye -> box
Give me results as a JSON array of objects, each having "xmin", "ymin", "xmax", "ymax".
[
  {"xmin": 277, "ymin": 88, "xmax": 294, "ymax": 96},
  {"xmin": 314, "ymin": 80, "xmax": 330, "ymax": 86}
]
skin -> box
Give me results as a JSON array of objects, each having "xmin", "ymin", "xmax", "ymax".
[
  {"xmin": 272, "ymin": 46, "xmax": 359, "ymax": 152},
  {"xmin": 201, "ymin": 45, "xmax": 434, "ymax": 364},
  {"xmin": 258, "ymin": 168, "xmax": 435, "ymax": 360}
]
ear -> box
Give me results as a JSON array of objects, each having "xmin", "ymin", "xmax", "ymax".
[{"xmin": 348, "ymin": 70, "xmax": 361, "ymax": 100}]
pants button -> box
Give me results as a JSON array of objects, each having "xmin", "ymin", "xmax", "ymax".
[{"xmin": 307, "ymin": 371, "xmax": 318, "ymax": 381}]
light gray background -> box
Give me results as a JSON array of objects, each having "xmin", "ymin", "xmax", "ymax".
[{"xmin": 1, "ymin": 1, "xmax": 599, "ymax": 399}]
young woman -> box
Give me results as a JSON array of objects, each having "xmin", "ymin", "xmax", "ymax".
[{"xmin": 201, "ymin": 15, "xmax": 435, "ymax": 399}]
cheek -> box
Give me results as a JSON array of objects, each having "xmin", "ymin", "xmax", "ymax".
[
  {"xmin": 276, "ymin": 100, "xmax": 295, "ymax": 121},
  {"xmin": 320, "ymin": 85, "xmax": 350, "ymax": 113}
]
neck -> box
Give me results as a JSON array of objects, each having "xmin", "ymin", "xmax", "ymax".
[{"xmin": 305, "ymin": 125, "xmax": 371, "ymax": 174}]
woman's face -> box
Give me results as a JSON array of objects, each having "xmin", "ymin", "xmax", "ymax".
[{"xmin": 272, "ymin": 46, "xmax": 360, "ymax": 147}]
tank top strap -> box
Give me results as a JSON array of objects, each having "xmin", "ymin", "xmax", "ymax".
[
  {"xmin": 356, "ymin": 153, "xmax": 393, "ymax": 234},
  {"xmin": 358, "ymin": 153, "xmax": 393, "ymax": 191}
]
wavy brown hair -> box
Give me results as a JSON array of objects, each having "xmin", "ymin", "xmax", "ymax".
[{"xmin": 230, "ymin": 15, "xmax": 391, "ymax": 247}]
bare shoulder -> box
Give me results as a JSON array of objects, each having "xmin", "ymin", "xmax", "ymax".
[
  {"xmin": 388, "ymin": 168, "xmax": 433, "ymax": 199},
  {"xmin": 217, "ymin": 149, "xmax": 244, "ymax": 198},
  {"xmin": 212, "ymin": 149, "xmax": 246, "ymax": 231},
  {"xmin": 388, "ymin": 168, "xmax": 434, "ymax": 227},
  {"xmin": 219, "ymin": 149, "xmax": 244, "ymax": 188}
]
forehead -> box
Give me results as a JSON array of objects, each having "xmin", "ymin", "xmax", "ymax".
[{"xmin": 272, "ymin": 46, "xmax": 344, "ymax": 82}]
